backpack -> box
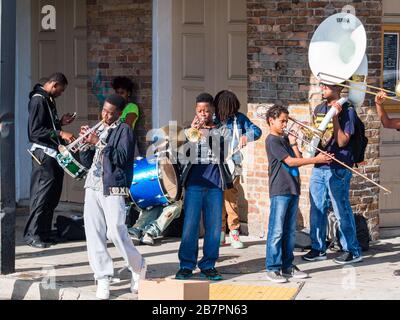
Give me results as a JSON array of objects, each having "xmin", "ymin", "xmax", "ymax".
[
  {"xmin": 327, "ymin": 210, "xmax": 370, "ymax": 252},
  {"xmin": 55, "ymin": 215, "xmax": 86, "ymax": 241},
  {"xmin": 345, "ymin": 103, "xmax": 368, "ymax": 165}
]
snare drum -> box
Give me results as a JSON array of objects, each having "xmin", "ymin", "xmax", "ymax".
[
  {"xmin": 56, "ymin": 145, "xmax": 88, "ymax": 180},
  {"xmin": 129, "ymin": 153, "xmax": 181, "ymax": 210}
]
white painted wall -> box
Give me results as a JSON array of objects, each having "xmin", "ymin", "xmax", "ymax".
[
  {"xmin": 152, "ymin": 0, "xmax": 173, "ymax": 129},
  {"xmin": 15, "ymin": 0, "xmax": 31, "ymax": 201}
]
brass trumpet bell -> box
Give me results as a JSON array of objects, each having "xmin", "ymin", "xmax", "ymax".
[{"xmin": 185, "ymin": 127, "xmax": 203, "ymax": 143}]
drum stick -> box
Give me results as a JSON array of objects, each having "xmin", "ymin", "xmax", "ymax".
[{"xmin": 27, "ymin": 149, "xmax": 42, "ymax": 166}]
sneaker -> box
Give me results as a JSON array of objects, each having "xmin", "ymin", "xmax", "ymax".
[
  {"xmin": 128, "ymin": 228, "xmax": 142, "ymax": 246},
  {"xmin": 96, "ymin": 278, "xmax": 110, "ymax": 300},
  {"xmin": 200, "ymin": 268, "xmax": 223, "ymax": 281},
  {"xmin": 333, "ymin": 252, "xmax": 363, "ymax": 265},
  {"xmin": 393, "ymin": 269, "xmax": 400, "ymax": 276},
  {"xmin": 282, "ymin": 265, "xmax": 309, "ymax": 279},
  {"xmin": 175, "ymin": 268, "xmax": 193, "ymax": 280},
  {"xmin": 266, "ymin": 271, "xmax": 288, "ymax": 283},
  {"xmin": 142, "ymin": 233, "xmax": 154, "ymax": 246},
  {"xmin": 229, "ymin": 230, "xmax": 244, "ymax": 249},
  {"xmin": 220, "ymin": 231, "xmax": 226, "ymax": 246},
  {"xmin": 131, "ymin": 259, "xmax": 147, "ymax": 294},
  {"xmin": 302, "ymin": 249, "xmax": 327, "ymax": 261}
]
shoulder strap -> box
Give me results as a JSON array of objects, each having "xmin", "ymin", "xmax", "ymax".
[{"xmin": 33, "ymin": 93, "xmax": 61, "ymax": 145}]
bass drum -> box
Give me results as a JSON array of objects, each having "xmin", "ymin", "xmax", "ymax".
[{"xmin": 129, "ymin": 152, "xmax": 181, "ymax": 210}]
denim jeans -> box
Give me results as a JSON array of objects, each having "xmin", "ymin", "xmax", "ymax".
[
  {"xmin": 130, "ymin": 201, "xmax": 182, "ymax": 237},
  {"xmin": 178, "ymin": 186, "xmax": 223, "ymax": 271},
  {"xmin": 266, "ymin": 195, "xmax": 299, "ymax": 272},
  {"xmin": 310, "ymin": 167, "xmax": 361, "ymax": 257}
]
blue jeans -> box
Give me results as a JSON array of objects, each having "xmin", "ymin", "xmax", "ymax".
[
  {"xmin": 310, "ymin": 167, "xmax": 361, "ymax": 257},
  {"xmin": 178, "ymin": 186, "xmax": 223, "ymax": 271},
  {"xmin": 266, "ymin": 195, "xmax": 299, "ymax": 272}
]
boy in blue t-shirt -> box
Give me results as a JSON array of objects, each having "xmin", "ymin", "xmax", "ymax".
[
  {"xmin": 175, "ymin": 93, "xmax": 233, "ymax": 281},
  {"xmin": 265, "ymin": 105, "xmax": 331, "ymax": 283}
]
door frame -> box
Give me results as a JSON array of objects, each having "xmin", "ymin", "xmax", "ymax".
[{"xmin": 152, "ymin": 0, "xmax": 174, "ymax": 129}]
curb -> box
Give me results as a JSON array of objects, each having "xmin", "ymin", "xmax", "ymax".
[{"xmin": 0, "ymin": 276, "xmax": 97, "ymax": 300}]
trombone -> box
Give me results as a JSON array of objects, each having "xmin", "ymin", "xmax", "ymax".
[
  {"xmin": 284, "ymin": 125, "xmax": 391, "ymax": 195},
  {"xmin": 318, "ymin": 72, "xmax": 400, "ymax": 103},
  {"xmin": 256, "ymin": 106, "xmax": 391, "ymax": 194}
]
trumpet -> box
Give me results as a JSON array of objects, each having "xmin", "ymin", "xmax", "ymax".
[
  {"xmin": 318, "ymin": 72, "xmax": 400, "ymax": 103},
  {"xmin": 186, "ymin": 116, "xmax": 207, "ymax": 143},
  {"xmin": 67, "ymin": 119, "xmax": 105, "ymax": 153}
]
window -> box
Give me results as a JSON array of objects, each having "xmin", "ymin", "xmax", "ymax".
[{"xmin": 382, "ymin": 25, "xmax": 400, "ymax": 111}]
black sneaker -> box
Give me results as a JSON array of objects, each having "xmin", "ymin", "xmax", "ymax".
[
  {"xmin": 200, "ymin": 268, "xmax": 223, "ymax": 281},
  {"xmin": 175, "ymin": 268, "xmax": 193, "ymax": 280},
  {"xmin": 302, "ymin": 249, "xmax": 327, "ymax": 261},
  {"xmin": 333, "ymin": 252, "xmax": 363, "ymax": 265},
  {"xmin": 26, "ymin": 239, "xmax": 51, "ymax": 249}
]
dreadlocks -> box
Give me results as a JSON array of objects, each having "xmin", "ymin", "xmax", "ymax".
[{"xmin": 214, "ymin": 90, "xmax": 240, "ymax": 122}]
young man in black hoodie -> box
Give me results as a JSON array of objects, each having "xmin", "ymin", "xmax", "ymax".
[{"xmin": 25, "ymin": 73, "xmax": 76, "ymax": 248}]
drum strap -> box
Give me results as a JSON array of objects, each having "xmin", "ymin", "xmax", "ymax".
[{"xmin": 32, "ymin": 93, "xmax": 62, "ymax": 146}]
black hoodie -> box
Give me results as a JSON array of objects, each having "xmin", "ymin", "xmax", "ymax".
[{"xmin": 28, "ymin": 84, "xmax": 63, "ymax": 150}]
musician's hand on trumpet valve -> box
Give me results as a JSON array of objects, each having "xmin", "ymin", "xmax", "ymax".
[
  {"xmin": 191, "ymin": 115, "xmax": 206, "ymax": 130},
  {"xmin": 79, "ymin": 125, "xmax": 99, "ymax": 145}
]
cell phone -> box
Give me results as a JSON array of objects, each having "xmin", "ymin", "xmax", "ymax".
[{"xmin": 71, "ymin": 112, "xmax": 77, "ymax": 119}]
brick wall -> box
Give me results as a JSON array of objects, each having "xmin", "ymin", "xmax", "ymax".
[
  {"xmin": 87, "ymin": 0, "xmax": 153, "ymax": 153},
  {"xmin": 246, "ymin": 0, "xmax": 383, "ymax": 240}
]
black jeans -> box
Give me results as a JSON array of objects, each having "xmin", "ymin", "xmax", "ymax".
[{"xmin": 24, "ymin": 149, "xmax": 64, "ymax": 242}]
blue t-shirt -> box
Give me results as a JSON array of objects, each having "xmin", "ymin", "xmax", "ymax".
[
  {"xmin": 314, "ymin": 103, "xmax": 356, "ymax": 169},
  {"xmin": 186, "ymin": 164, "xmax": 221, "ymax": 188}
]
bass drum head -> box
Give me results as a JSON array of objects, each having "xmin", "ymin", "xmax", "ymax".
[{"xmin": 157, "ymin": 154, "xmax": 181, "ymax": 203}]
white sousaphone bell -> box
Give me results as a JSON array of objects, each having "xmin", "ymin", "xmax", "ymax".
[{"xmin": 304, "ymin": 12, "xmax": 368, "ymax": 158}]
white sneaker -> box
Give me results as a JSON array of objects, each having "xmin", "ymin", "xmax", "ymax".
[
  {"xmin": 229, "ymin": 230, "xmax": 244, "ymax": 249},
  {"xmin": 131, "ymin": 259, "xmax": 147, "ymax": 294},
  {"xmin": 96, "ymin": 278, "xmax": 110, "ymax": 300},
  {"xmin": 142, "ymin": 233, "xmax": 155, "ymax": 246}
]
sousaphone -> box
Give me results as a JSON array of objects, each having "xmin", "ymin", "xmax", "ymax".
[{"xmin": 304, "ymin": 12, "xmax": 368, "ymax": 158}]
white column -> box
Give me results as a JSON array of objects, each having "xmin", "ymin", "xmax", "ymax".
[{"xmin": 152, "ymin": 0, "xmax": 173, "ymax": 129}]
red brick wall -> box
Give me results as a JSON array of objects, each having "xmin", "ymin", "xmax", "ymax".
[
  {"xmin": 246, "ymin": 0, "xmax": 383, "ymax": 239},
  {"xmin": 87, "ymin": 0, "xmax": 153, "ymax": 153}
]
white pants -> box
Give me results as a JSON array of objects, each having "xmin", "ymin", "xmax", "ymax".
[{"xmin": 84, "ymin": 188, "xmax": 143, "ymax": 280}]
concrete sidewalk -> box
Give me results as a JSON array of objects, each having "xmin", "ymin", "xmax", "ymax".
[{"xmin": 0, "ymin": 208, "xmax": 400, "ymax": 300}]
